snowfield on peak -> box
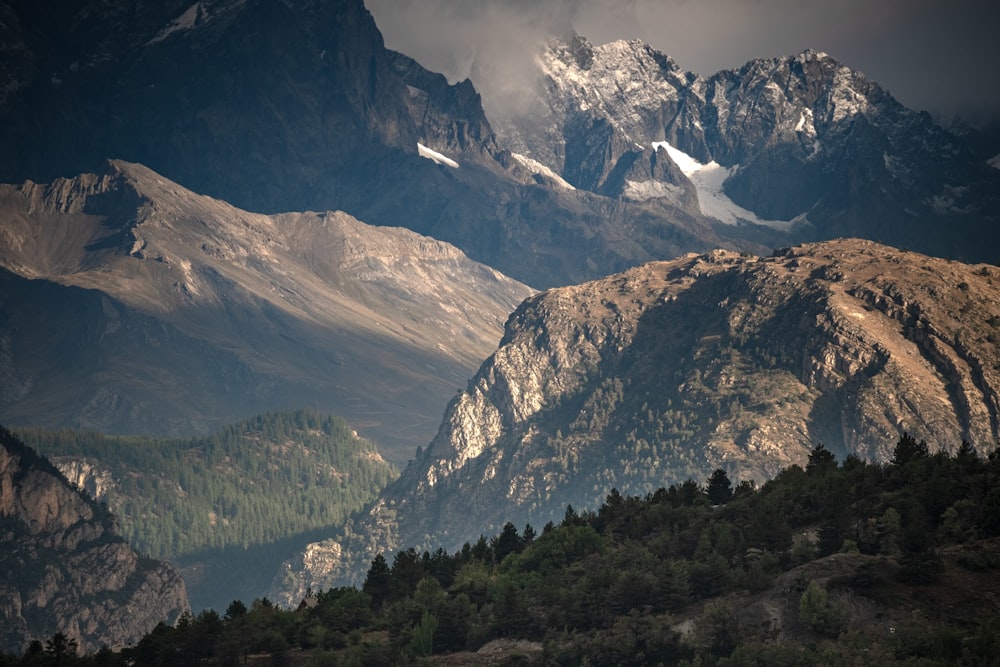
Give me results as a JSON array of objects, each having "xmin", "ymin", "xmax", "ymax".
[
  {"xmin": 417, "ymin": 143, "xmax": 459, "ymax": 168},
  {"xmin": 622, "ymin": 179, "xmax": 685, "ymax": 205},
  {"xmin": 146, "ymin": 3, "xmax": 201, "ymax": 45},
  {"xmin": 652, "ymin": 141, "xmax": 796, "ymax": 230},
  {"xmin": 989, "ymin": 154, "xmax": 1000, "ymax": 170},
  {"xmin": 511, "ymin": 153, "xmax": 575, "ymax": 190}
]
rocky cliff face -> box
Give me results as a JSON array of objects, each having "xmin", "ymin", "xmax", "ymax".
[
  {"xmin": 0, "ymin": 426, "xmax": 188, "ymax": 654},
  {"xmin": 497, "ymin": 36, "xmax": 1000, "ymax": 264},
  {"xmin": 271, "ymin": 239, "xmax": 1000, "ymax": 597},
  {"xmin": 0, "ymin": 160, "xmax": 532, "ymax": 461},
  {"xmin": 51, "ymin": 458, "xmax": 115, "ymax": 503}
]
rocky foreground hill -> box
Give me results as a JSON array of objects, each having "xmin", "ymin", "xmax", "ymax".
[
  {"xmin": 271, "ymin": 239, "xmax": 1000, "ymax": 600},
  {"xmin": 0, "ymin": 427, "xmax": 188, "ymax": 654},
  {"xmin": 0, "ymin": 160, "xmax": 532, "ymax": 461}
]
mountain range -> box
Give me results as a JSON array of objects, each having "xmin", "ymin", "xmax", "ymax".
[
  {"xmin": 1, "ymin": 0, "xmax": 1000, "ymax": 649},
  {"xmin": 9, "ymin": 0, "xmax": 997, "ymax": 295},
  {"xmin": 1, "ymin": 0, "xmax": 997, "ymax": 451}
]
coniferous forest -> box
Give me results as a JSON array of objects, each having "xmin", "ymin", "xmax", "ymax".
[
  {"xmin": 16, "ymin": 411, "xmax": 397, "ymax": 561},
  {"xmin": 6, "ymin": 435, "xmax": 1000, "ymax": 666},
  {"xmin": 14, "ymin": 412, "xmax": 398, "ymax": 611}
]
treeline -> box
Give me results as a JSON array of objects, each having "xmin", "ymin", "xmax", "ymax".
[
  {"xmin": 16, "ymin": 410, "xmax": 397, "ymax": 559},
  {"xmin": 9, "ymin": 434, "xmax": 1000, "ymax": 665}
]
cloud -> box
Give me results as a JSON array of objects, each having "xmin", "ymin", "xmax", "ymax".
[
  {"xmin": 366, "ymin": 0, "xmax": 577, "ymax": 120},
  {"xmin": 366, "ymin": 0, "xmax": 1000, "ymax": 119}
]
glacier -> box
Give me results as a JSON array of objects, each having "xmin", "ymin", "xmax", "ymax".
[{"xmin": 653, "ymin": 141, "xmax": 796, "ymax": 230}]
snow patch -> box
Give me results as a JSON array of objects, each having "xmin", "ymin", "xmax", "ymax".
[
  {"xmin": 794, "ymin": 108, "xmax": 816, "ymax": 137},
  {"xmin": 511, "ymin": 153, "xmax": 575, "ymax": 189},
  {"xmin": 147, "ymin": 3, "xmax": 201, "ymax": 45},
  {"xmin": 829, "ymin": 66, "xmax": 871, "ymax": 123},
  {"xmin": 623, "ymin": 179, "xmax": 684, "ymax": 203},
  {"xmin": 418, "ymin": 143, "xmax": 459, "ymax": 169},
  {"xmin": 989, "ymin": 154, "xmax": 1000, "ymax": 170},
  {"xmin": 652, "ymin": 141, "xmax": 795, "ymax": 230}
]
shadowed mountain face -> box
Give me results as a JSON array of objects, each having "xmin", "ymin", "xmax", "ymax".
[
  {"xmin": 0, "ymin": 161, "xmax": 532, "ymax": 462},
  {"xmin": 269, "ymin": 239, "xmax": 1000, "ymax": 598},
  {"xmin": 0, "ymin": 427, "xmax": 189, "ymax": 654},
  {"xmin": 0, "ymin": 0, "xmax": 420, "ymax": 206}
]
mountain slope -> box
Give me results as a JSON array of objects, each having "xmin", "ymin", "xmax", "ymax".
[
  {"xmin": 0, "ymin": 426, "xmax": 189, "ymax": 654},
  {"xmin": 271, "ymin": 238, "xmax": 1000, "ymax": 597},
  {"xmin": 497, "ymin": 37, "xmax": 1000, "ymax": 263},
  {"xmin": 0, "ymin": 161, "xmax": 533, "ymax": 461}
]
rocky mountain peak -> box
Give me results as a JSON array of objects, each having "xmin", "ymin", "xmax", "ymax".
[
  {"xmin": 270, "ymin": 239, "xmax": 1000, "ymax": 598},
  {"xmin": 496, "ymin": 34, "xmax": 999, "ymax": 262},
  {"xmin": 496, "ymin": 34, "xmax": 692, "ymax": 184}
]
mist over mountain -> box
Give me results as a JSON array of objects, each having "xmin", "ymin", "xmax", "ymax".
[
  {"xmin": 367, "ymin": 0, "xmax": 1000, "ymax": 122},
  {"xmin": 495, "ymin": 36, "xmax": 1000, "ymax": 264}
]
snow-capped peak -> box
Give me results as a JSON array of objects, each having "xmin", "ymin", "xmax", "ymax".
[{"xmin": 146, "ymin": 3, "xmax": 202, "ymax": 45}]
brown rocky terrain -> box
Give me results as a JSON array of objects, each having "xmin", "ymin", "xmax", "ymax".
[
  {"xmin": 0, "ymin": 160, "xmax": 532, "ymax": 461},
  {"xmin": 0, "ymin": 427, "xmax": 189, "ymax": 654},
  {"xmin": 270, "ymin": 239, "xmax": 1000, "ymax": 598}
]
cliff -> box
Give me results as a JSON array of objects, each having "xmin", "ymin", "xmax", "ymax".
[{"xmin": 0, "ymin": 426, "xmax": 189, "ymax": 654}]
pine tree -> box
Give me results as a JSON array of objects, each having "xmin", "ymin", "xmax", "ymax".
[
  {"xmin": 706, "ymin": 469, "xmax": 733, "ymax": 505},
  {"xmin": 362, "ymin": 553, "xmax": 391, "ymax": 608}
]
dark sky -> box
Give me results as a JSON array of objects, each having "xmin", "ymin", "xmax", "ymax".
[{"xmin": 366, "ymin": 0, "xmax": 1000, "ymax": 124}]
